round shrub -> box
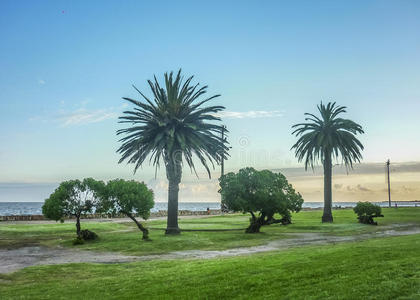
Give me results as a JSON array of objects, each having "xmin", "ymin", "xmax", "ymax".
[
  {"xmin": 80, "ymin": 229, "xmax": 98, "ymax": 241},
  {"xmin": 72, "ymin": 237, "xmax": 85, "ymax": 245},
  {"xmin": 353, "ymin": 202, "xmax": 383, "ymax": 225}
]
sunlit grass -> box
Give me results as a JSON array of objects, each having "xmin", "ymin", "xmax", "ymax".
[
  {"xmin": 0, "ymin": 208, "xmax": 419, "ymax": 255},
  {"xmin": 0, "ymin": 234, "xmax": 419, "ymax": 299}
]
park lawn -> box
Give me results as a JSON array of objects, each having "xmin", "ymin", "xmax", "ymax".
[
  {"xmin": 287, "ymin": 207, "xmax": 420, "ymax": 235},
  {"xmin": 0, "ymin": 208, "xmax": 419, "ymax": 255},
  {"xmin": 0, "ymin": 233, "xmax": 419, "ymax": 299}
]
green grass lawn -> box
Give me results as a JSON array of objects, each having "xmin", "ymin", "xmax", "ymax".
[
  {"xmin": 1, "ymin": 233, "xmax": 419, "ymax": 299},
  {"xmin": 1, "ymin": 208, "xmax": 419, "ymax": 255}
]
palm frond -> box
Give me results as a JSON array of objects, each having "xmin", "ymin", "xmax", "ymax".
[
  {"xmin": 117, "ymin": 69, "xmax": 230, "ymax": 178},
  {"xmin": 291, "ymin": 101, "xmax": 364, "ymax": 170}
]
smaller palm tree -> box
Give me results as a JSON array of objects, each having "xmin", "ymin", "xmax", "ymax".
[{"xmin": 291, "ymin": 102, "xmax": 364, "ymax": 222}]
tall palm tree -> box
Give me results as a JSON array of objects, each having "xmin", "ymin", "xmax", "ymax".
[
  {"xmin": 117, "ymin": 70, "xmax": 229, "ymax": 234},
  {"xmin": 291, "ymin": 102, "xmax": 364, "ymax": 222}
]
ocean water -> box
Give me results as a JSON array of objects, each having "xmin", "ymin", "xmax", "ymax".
[
  {"xmin": 0, "ymin": 201, "xmax": 418, "ymax": 216},
  {"xmin": 0, "ymin": 202, "xmax": 222, "ymax": 216}
]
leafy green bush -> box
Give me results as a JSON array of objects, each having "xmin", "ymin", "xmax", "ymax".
[
  {"xmin": 72, "ymin": 237, "xmax": 85, "ymax": 245},
  {"xmin": 80, "ymin": 229, "xmax": 98, "ymax": 241},
  {"xmin": 353, "ymin": 202, "xmax": 383, "ymax": 225},
  {"xmin": 219, "ymin": 167, "xmax": 304, "ymax": 233}
]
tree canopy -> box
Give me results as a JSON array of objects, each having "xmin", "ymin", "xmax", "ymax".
[
  {"xmin": 291, "ymin": 102, "xmax": 364, "ymax": 170},
  {"xmin": 116, "ymin": 69, "xmax": 230, "ymax": 177},
  {"xmin": 100, "ymin": 179, "xmax": 154, "ymax": 240},
  {"xmin": 219, "ymin": 167, "xmax": 304, "ymax": 233},
  {"xmin": 42, "ymin": 178, "xmax": 105, "ymax": 236}
]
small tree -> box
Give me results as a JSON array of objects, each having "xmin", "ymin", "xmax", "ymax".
[
  {"xmin": 353, "ymin": 202, "xmax": 384, "ymax": 225},
  {"xmin": 42, "ymin": 178, "xmax": 105, "ymax": 237},
  {"xmin": 100, "ymin": 179, "xmax": 154, "ymax": 240},
  {"xmin": 219, "ymin": 167, "xmax": 304, "ymax": 233}
]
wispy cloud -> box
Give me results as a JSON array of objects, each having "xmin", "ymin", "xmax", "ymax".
[
  {"xmin": 217, "ymin": 110, "xmax": 284, "ymax": 119},
  {"xmin": 30, "ymin": 100, "xmax": 122, "ymax": 127},
  {"xmin": 346, "ymin": 184, "xmax": 372, "ymax": 193},
  {"xmin": 57, "ymin": 108, "xmax": 118, "ymax": 126},
  {"xmin": 32, "ymin": 103, "xmax": 284, "ymax": 127},
  {"xmin": 356, "ymin": 184, "xmax": 372, "ymax": 192},
  {"xmin": 38, "ymin": 79, "xmax": 46, "ymax": 85}
]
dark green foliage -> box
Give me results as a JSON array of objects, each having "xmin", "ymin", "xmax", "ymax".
[
  {"xmin": 100, "ymin": 179, "xmax": 154, "ymax": 240},
  {"xmin": 116, "ymin": 70, "xmax": 230, "ymax": 176},
  {"xmin": 42, "ymin": 189, "xmax": 66, "ymax": 221},
  {"xmin": 291, "ymin": 102, "xmax": 364, "ymax": 223},
  {"xmin": 42, "ymin": 178, "xmax": 105, "ymax": 237},
  {"xmin": 116, "ymin": 70, "xmax": 230, "ymax": 234},
  {"xmin": 291, "ymin": 102, "xmax": 365, "ymax": 170},
  {"xmin": 79, "ymin": 229, "xmax": 98, "ymax": 241},
  {"xmin": 219, "ymin": 167, "xmax": 304, "ymax": 233},
  {"xmin": 72, "ymin": 236, "xmax": 85, "ymax": 245},
  {"xmin": 353, "ymin": 202, "xmax": 384, "ymax": 225}
]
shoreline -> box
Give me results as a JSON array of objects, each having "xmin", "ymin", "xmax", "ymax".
[
  {"xmin": 0, "ymin": 212, "xmax": 227, "ymax": 225},
  {"xmin": 0, "ymin": 207, "xmax": 331, "ymax": 223},
  {"xmin": 0, "ymin": 209, "xmax": 223, "ymax": 222},
  {"xmin": 1, "ymin": 204, "xmax": 418, "ymax": 223}
]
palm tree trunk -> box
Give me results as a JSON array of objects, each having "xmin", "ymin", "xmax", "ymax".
[
  {"xmin": 75, "ymin": 214, "xmax": 81, "ymax": 237},
  {"xmin": 322, "ymin": 150, "xmax": 333, "ymax": 222},
  {"xmin": 165, "ymin": 158, "xmax": 182, "ymax": 234}
]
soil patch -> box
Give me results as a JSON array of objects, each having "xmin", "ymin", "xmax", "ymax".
[{"xmin": 1, "ymin": 224, "xmax": 419, "ymax": 274}]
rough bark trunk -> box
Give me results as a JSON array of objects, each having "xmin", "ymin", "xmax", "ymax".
[
  {"xmin": 165, "ymin": 157, "xmax": 182, "ymax": 235},
  {"xmin": 126, "ymin": 213, "xmax": 150, "ymax": 240},
  {"xmin": 264, "ymin": 212, "xmax": 292, "ymax": 225},
  {"xmin": 246, "ymin": 211, "xmax": 264, "ymax": 233},
  {"xmin": 75, "ymin": 215, "xmax": 81, "ymax": 237},
  {"xmin": 322, "ymin": 149, "xmax": 333, "ymax": 223}
]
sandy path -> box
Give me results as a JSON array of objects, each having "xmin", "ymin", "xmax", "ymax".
[
  {"xmin": 1, "ymin": 225, "xmax": 419, "ymax": 274},
  {"xmin": 0, "ymin": 246, "xmax": 139, "ymax": 274}
]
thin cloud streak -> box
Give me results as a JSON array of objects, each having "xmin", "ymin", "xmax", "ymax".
[
  {"xmin": 30, "ymin": 101, "xmax": 126, "ymax": 127},
  {"xmin": 59, "ymin": 109, "xmax": 284, "ymax": 125},
  {"xmin": 32, "ymin": 106, "xmax": 285, "ymax": 127},
  {"xmin": 57, "ymin": 108, "xmax": 118, "ymax": 126},
  {"xmin": 217, "ymin": 110, "xmax": 284, "ymax": 119}
]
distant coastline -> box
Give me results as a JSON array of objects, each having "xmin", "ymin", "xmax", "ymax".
[{"xmin": 0, "ymin": 201, "xmax": 418, "ymax": 217}]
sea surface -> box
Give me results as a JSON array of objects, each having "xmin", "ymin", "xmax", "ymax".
[{"xmin": 0, "ymin": 201, "xmax": 418, "ymax": 216}]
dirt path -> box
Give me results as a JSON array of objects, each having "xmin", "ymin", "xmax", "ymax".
[
  {"xmin": 0, "ymin": 246, "xmax": 140, "ymax": 274},
  {"xmin": 1, "ymin": 225, "xmax": 419, "ymax": 274}
]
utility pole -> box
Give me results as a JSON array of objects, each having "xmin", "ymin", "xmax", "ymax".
[
  {"xmin": 220, "ymin": 125, "xmax": 226, "ymax": 213},
  {"xmin": 386, "ymin": 159, "xmax": 391, "ymax": 208},
  {"xmin": 221, "ymin": 125, "xmax": 226, "ymax": 177}
]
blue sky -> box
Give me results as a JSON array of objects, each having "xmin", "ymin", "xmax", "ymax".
[{"xmin": 1, "ymin": 0, "xmax": 420, "ymax": 192}]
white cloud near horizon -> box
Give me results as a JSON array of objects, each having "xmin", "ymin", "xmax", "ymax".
[{"xmin": 216, "ymin": 110, "xmax": 284, "ymax": 119}]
